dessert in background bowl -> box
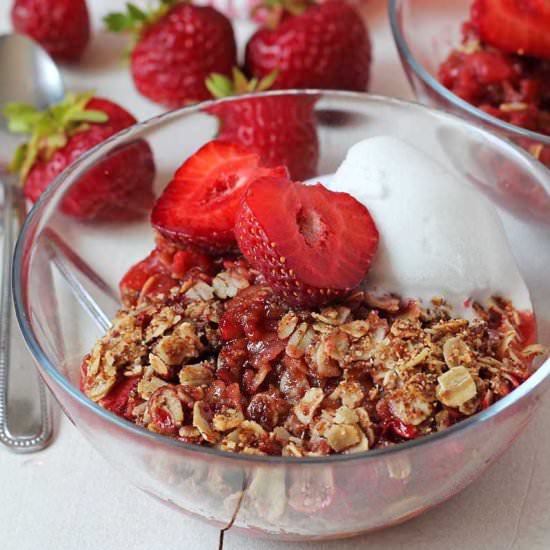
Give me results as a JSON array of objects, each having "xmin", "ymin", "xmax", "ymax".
[
  {"xmin": 12, "ymin": 92, "xmax": 550, "ymax": 539},
  {"xmin": 389, "ymin": 0, "xmax": 550, "ymax": 220}
]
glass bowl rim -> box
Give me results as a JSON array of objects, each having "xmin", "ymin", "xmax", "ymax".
[
  {"xmin": 13, "ymin": 89, "xmax": 550, "ymax": 465},
  {"xmin": 388, "ymin": 0, "xmax": 550, "ymax": 146}
]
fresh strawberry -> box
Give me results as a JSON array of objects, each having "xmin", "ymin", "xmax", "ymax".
[
  {"xmin": 151, "ymin": 140, "xmax": 287, "ymax": 253},
  {"xmin": 11, "ymin": 0, "xmax": 90, "ymax": 62},
  {"xmin": 245, "ymin": 0, "xmax": 371, "ymax": 91},
  {"xmin": 235, "ymin": 176, "xmax": 379, "ymax": 307},
  {"xmin": 104, "ymin": 0, "xmax": 237, "ymax": 107},
  {"xmin": 471, "ymin": 0, "xmax": 550, "ymax": 59},
  {"xmin": 205, "ymin": 68, "xmax": 319, "ymax": 180},
  {"xmin": 3, "ymin": 92, "xmax": 155, "ymax": 221}
]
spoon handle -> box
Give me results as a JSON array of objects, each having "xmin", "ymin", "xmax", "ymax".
[{"xmin": 0, "ymin": 174, "xmax": 52, "ymax": 453}]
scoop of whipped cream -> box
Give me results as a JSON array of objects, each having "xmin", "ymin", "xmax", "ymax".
[{"xmin": 314, "ymin": 136, "xmax": 531, "ymax": 314}]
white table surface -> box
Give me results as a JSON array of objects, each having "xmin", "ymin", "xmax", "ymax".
[{"xmin": 1, "ymin": 1, "xmax": 550, "ymax": 549}]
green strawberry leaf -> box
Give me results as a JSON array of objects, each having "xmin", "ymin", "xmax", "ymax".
[
  {"xmin": 19, "ymin": 133, "xmax": 41, "ymax": 182},
  {"xmin": 66, "ymin": 109, "xmax": 109, "ymax": 123},
  {"xmin": 205, "ymin": 68, "xmax": 280, "ymax": 98},
  {"xmin": 206, "ymin": 73, "xmax": 235, "ymax": 98},
  {"xmin": 104, "ymin": 0, "xmax": 182, "ymax": 50},
  {"xmin": 9, "ymin": 144, "xmax": 27, "ymax": 173},
  {"xmin": 3, "ymin": 91, "xmax": 110, "ymax": 182},
  {"xmin": 233, "ymin": 67, "xmax": 251, "ymax": 94},
  {"xmin": 103, "ymin": 12, "xmax": 133, "ymax": 32},
  {"xmin": 257, "ymin": 70, "xmax": 279, "ymax": 91},
  {"xmin": 127, "ymin": 3, "xmax": 148, "ymax": 22},
  {"xmin": 44, "ymin": 132, "xmax": 68, "ymax": 160},
  {"xmin": 3, "ymin": 103, "xmax": 41, "ymax": 133}
]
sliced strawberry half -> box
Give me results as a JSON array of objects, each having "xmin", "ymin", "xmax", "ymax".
[
  {"xmin": 235, "ymin": 176, "xmax": 379, "ymax": 307},
  {"xmin": 471, "ymin": 0, "xmax": 550, "ymax": 59},
  {"xmin": 151, "ymin": 140, "xmax": 287, "ymax": 253}
]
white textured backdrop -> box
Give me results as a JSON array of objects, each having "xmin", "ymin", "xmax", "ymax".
[{"xmin": 1, "ymin": 1, "xmax": 550, "ymax": 549}]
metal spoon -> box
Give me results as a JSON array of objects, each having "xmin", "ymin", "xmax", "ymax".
[{"xmin": 0, "ymin": 33, "xmax": 64, "ymax": 453}]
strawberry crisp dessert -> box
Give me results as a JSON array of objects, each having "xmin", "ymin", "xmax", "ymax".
[
  {"xmin": 80, "ymin": 135, "xmax": 547, "ymax": 457},
  {"xmin": 438, "ymin": 0, "xmax": 550, "ymax": 164}
]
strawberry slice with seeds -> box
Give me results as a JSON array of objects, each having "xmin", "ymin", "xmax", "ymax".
[
  {"xmin": 471, "ymin": 0, "xmax": 550, "ymax": 59},
  {"xmin": 151, "ymin": 140, "xmax": 287, "ymax": 253},
  {"xmin": 235, "ymin": 176, "xmax": 379, "ymax": 307}
]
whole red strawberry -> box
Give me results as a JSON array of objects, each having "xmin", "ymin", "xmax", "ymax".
[
  {"xmin": 205, "ymin": 68, "xmax": 319, "ymax": 180},
  {"xmin": 11, "ymin": 0, "xmax": 90, "ymax": 62},
  {"xmin": 105, "ymin": 1, "xmax": 237, "ymax": 108},
  {"xmin": 3, "ymin": 92, "xmax": 155, "ymax": 221},
  {"xmin": 245, "ymin": 0, "xmax": 371, "ymax": 91},
  {"xmin": 235, "ymin": 175, "xmax": 379, "ymax": 307}
]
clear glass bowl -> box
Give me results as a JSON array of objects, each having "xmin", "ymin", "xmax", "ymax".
[
  {"xmin": 12, "ymin": 91, "xmax": 550, "ymax": 540},
  {"xmin": 389, "ymin": 0, "xmax": 550, "ymax": 185}
]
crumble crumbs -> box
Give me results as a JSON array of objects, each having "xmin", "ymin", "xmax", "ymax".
[{"xmin": 81, "ymin": 259, "xmax": 547, "ymax": 456}]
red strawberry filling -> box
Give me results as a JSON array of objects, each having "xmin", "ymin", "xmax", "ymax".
[
  {"xmin": 438, "ymin": 15, "xmax": 550, "ymax": 164},
  {"xmin": 82, "ymin": 252, "xmax": 544, "ymax": 458},
  {"xmin": 151, "ymin": 140, "xmax": 287, "ymax": 253},
  {"xmin": 99, "ymin": 376, "xmax": 141, "ymax": 420},
  {"xmin": 437, "ymin": 9, "xmax": 550, "ymax": 218},
  {"xmin": 119, "ymin": 235, "xmax": 214, "ymax": 307}
]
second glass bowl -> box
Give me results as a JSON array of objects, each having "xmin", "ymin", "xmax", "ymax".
[{"xmin": 389, "ymin": 0, "xmax": 550, "ymax": 191}]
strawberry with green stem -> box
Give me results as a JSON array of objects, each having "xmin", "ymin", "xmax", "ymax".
[
  {"xmin": 245, "ymin": 0, "xmax": 371, "ymax": 92},
  {"xmin": 3, "ymin": 92, "xmax": 155, "ymax": 221},
  {"xmin": 104, "ymin": 0, "xmax": 237, "ymax": 108},
  {"xmin": 205, "ymin": 67, "xmax": 319, "ymax": 180}
]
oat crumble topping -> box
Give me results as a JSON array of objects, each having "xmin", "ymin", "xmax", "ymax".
[{"xmin": 81, "ymin": 259, "xmax": 547, "ymax": 456}]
